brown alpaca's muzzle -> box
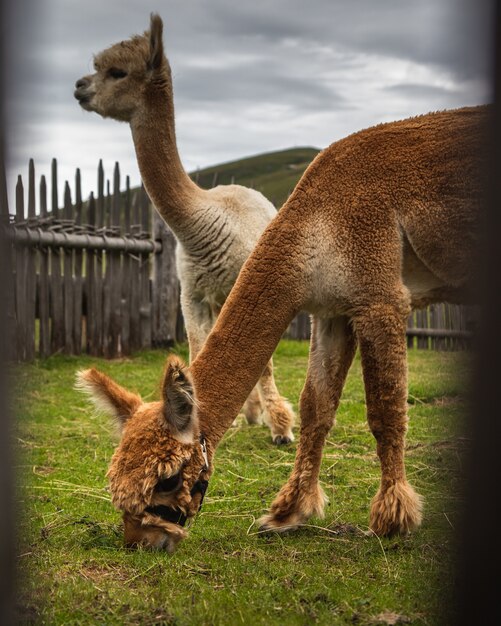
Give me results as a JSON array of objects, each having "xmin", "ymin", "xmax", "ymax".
[
  {"xmin": 122, "ymin": 478, "xmax": 208, "ymax": 552},
  {"xmin": 121, "ymin": 437, "xmax": 209, "ymax": 552},
  {"xmin": 123, "ymin": 512, "xmax": 188, "ymax": 553}
]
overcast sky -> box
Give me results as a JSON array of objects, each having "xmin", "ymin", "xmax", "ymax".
[{"xmin": 3, "ymin": 0, "xmax": 494, "ymax": 207}]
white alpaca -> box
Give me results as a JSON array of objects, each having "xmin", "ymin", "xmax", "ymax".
[{"xmin": 74, "ymin": 14, "xmax": 294, "ymax": 443}]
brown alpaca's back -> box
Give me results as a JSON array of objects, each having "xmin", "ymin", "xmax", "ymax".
[{"xmin": 277, "ymin": 105, "xmax": 487, "ymax": 313}]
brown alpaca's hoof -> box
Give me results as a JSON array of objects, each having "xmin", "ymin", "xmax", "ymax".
[
  {"xmin": 369, "ymin": 480, "xmax": 423, "ymax": 537},
  {"xmin": 257, "ymin": 512, "xmax": 302, "ymax": 533},
  {"xmin": 258, "ymin": 481, "xmax": 327, "ymax": 533},
  {"xmin": 273, "ymin": 435, "xmax": 293, "ymax": 445}
]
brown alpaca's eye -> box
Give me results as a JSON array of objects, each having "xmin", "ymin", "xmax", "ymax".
[{"xmin": 108, "ymin": 68, "xmax": 127, "ymax": 80}]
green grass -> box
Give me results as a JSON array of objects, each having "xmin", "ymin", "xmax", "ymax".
[{"xmin": 14, "ymin": 341, "xmax": 470, "ymax": 625}]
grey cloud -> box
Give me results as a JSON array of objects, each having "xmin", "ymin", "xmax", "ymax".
[
  {"xmin": 174, "ymin": 65, "xmax": 347, "ymax": 111},
  {"xmin": 383, "ymin": 83, "xmax": 459, "ymax": 99},
  {"xmin": 4, "ymin": 0, "xmax": 493, "ymax": 204}
]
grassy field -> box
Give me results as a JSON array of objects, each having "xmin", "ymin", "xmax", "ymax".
[{"xmin": 14, "ymin": 341, "xmax": 470, "ymax": 625}]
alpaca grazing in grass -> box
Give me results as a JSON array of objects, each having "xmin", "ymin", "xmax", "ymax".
[
  {"xmin": 74, "ymin": 14, "xmax": 294, "ymax": 444},
  {"xmin": 78, "ymin": 102, "xmax": 487, "ymax": 552}
]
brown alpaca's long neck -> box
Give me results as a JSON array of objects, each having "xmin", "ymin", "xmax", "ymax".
[
  {"xmin": 130, "ymin": 89, "xmax": 203, "ymax": 236},
  {"xmin": 189, "ymin": 212, "xmax": 309, "ymax": 454}
]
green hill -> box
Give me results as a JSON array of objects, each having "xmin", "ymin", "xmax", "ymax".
[{"xmin": 188, "ymin": 146, "xmax": 320, "ymax": 208}]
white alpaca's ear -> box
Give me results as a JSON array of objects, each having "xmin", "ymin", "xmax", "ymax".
[
  {"xmin": 148, "ymin": 13, "xmax": 164, "ymax": 71},
  {"xmin": 75, "ymin": 368, "xmax": 141, "ymax": 430},
  {"xmin": 161, "ymin": 355, "xmax": 197, "ymax": 443}
]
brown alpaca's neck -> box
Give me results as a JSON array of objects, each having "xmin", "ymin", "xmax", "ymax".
[
  {"xmin": 130, "ymin": 89, "xmax": 203, "ymax": 235},
  {"xmin": 189, "ymin": 212, "xmax": 309, "ymax": 456}
]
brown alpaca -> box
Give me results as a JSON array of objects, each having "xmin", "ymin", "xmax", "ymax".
[
  {"xmin": 78, "ymin": 104, "xmax": 488, "ymax": 551},
  {"xmin": 74, "ymin": 14, "xmax": 294, "ymax": 444}
]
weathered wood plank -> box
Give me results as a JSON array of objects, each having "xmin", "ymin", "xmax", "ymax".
[
  {"xmin": 139, "ymin": 186, "xmax": 152, "ymax": 348},
  {"xmin": 102, "ymin": 178, "xmax": 112, "ymax": 356},
  {"xmin": 14, "ymin": 177, "xmax": 26, "ymax": 360},
  {"xmin": 406, "ymin": 312, "xmax": 415, "ymax": 349},
  {"xmin": 63, "ymin": 182, "xmax": 74, "ymax": 354},
  {"xmin": 38, "ymin": 176, "xmax": 50, "ymax": 358},
  {"xmin": 50, "ymin": 159, "xmax": 64, "ymax": 353},
  {"xmin": 129, "ymin": 191, "xmax": 141, "ymax": 351},
  {"xmin": 24, "ymin": 160, "xmax": 36, "ymax": 360},
  {"xmin": 121, "ymin": 176, "xmax": 131, "ymax": 355},
  {"xmin": 85, "ymin": 193, "xmax": 97, "ymax": 355},
  {"xmin": 73, "ymin": 169, "xmax": 83, "ymax": 354},
  {"xmin": 152, "ymin": 211, "xmax": 179, "ymax": 347},
  {"xmin": 416, "ymin": 309, "xmax": 428, "ymax": 349},
  {"xmin": 0, "ymin": 148, "xmax": 17, "ymax": 360},
  {"xmin": 108, "ymin": 162, "xmax": 122, "ymax": 358},
  {"xmin": 94, "ymin": 160, "xmax": 105, "ymax": 354}
]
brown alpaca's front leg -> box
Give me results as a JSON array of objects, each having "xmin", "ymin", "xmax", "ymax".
[
  {"xmin": 258, "ymin": 358, "xmax": 295, "ymax": 445},
  {"xmin": 354, "ymin": 300, "xmax": 423, "ymax": 536},
  {"xmin": 259, "ymin": 316, "xmax": 356, "ymax": 530}
]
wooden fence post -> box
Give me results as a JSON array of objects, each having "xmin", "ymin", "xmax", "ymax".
[
  {"xmin": 38, "ymin": 176, "xmax": 50, "ymax": 358},
  {"xmin": 63, "ymin": 182, "xmax": 74, "ymax": 354},
  {"xmin": 95, "ymin": 160, "xmax": 105, "ymax": 354},
  {"xmin": 102, "ymin": 178, "xmax": 112, "ymax": 357},
  {"xmin": 139, "ymin": 186, "xmax": 152, "ymax": 349},
  {"xmin": 50, "ymin": 158, "xmax": 64, "ymax": 353},
  {"xmin": 106, "ymin": 163, "xmax": 122, "ymax": 357},
  {"xmin": 85, "ymin": 193, "xmax": 97, "ymax": 355},
  {"xmin": 0, "ymin": 151, "xmax": 16, "ymax": 361},
  {"xmin": 129, "ymin": 191, "xmax": 141, "ymax": 352},
  {"xmin": 25, "ymin": 160, "xmax": 36, "ymax": 360},
  {"xmin": 73, "ymin": 169, "xmax": 83, "ymax": 355},
  {"xmin": 121, "ymin": 175, "xmax": 131, "ymax": 355},
  {"xmin": 152, "ymin": 211, "xmax": 179, "ymax": 347},
  {"xmin": 15, "ymin": 176, "xmax": 26, "ymax": 360}
]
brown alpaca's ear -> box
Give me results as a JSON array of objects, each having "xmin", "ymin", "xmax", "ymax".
[
  {"xmin": 148, "ymin": 13, "xmax": 164, "ymax": 71},
  {"xmin": 75, "ymin": 368, "xmax": 141, "ymax": 429},
  {"xmin": 161, "ymin": 355, "xmax": 197, "ymax": 441}
]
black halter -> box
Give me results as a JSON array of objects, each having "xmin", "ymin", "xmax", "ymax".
[{"xmin": 144, "ymin": 435, "xmax": 209, "ymax": 527}]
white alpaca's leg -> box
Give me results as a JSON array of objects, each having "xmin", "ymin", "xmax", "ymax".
[
  {"xmin": 242, "ymin": 386, "xmax": 264, "ymax": 425},
  {"xmin": 180, "ymin": 296, "xmax": 211, "ymax": 362},
  {"xmin": 257, "ymin": 359, "xmax": 295, "ymax": 445},
  {"xmin": 183, "ymin": 295, "xmax": 260, "ymax": 427}
]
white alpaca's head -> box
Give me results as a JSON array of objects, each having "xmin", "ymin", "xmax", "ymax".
[{"xmin": 74, "ymin": 13, "xmax": 171, "ymax": 123}]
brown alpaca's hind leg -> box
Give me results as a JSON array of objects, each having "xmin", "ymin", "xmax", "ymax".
[
  {"xmin": 353, "ymin": 299, "xmax": 423, "ymax": 537},
  {"xmin": 259, "ymin": 316, "xmax": 356, "ymax": 530},
  {"xmin": 258, "ymin": 359, "xmax": 295, "ymax": 445}
]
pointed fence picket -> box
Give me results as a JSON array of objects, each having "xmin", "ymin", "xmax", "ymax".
[{"xmin": 1, "ymin": 155, "xmax": 477, "ymax": 361}]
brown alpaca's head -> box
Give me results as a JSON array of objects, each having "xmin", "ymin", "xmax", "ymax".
[
  {"xmin": 76, "ymin": 355, "xmax": 208, "ymax": 553},
  {"xmin": 74, "ymin": 13, "xmax": 171, "ymax": 122}
]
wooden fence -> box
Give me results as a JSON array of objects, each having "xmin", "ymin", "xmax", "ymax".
[
  {"xmin": 1, "ymin": 156, "xmax": 476, "ymax": 362},
  {"xmin": 1, "ymin": 157, "xmax": 182, "ymax": 361}
]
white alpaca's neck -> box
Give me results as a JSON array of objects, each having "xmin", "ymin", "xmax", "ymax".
[
  {"xmin": 189, "ymin": 208, "xmax": 309, "ymax": 453},
  {"xmin": 130, "ymin": 91, "xmax": 206, "ymax": 238}
]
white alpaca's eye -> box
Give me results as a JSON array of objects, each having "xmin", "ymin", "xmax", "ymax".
[{"xmin": 108, "ymin": 68, "xmax": 128, "ymax": 80}]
